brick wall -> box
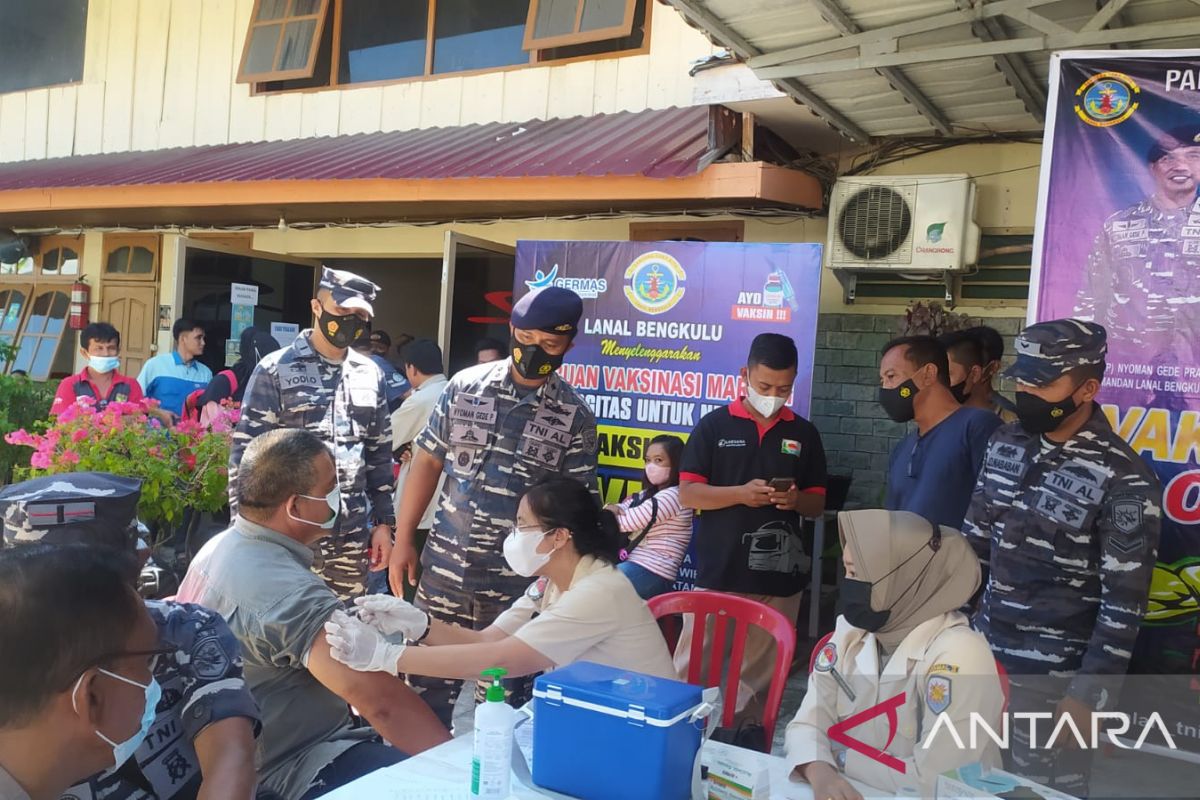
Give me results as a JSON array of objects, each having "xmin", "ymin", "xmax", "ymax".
[{"xmin": 809, "ymin": 313, "xmax": 1024, "ymax": 509}]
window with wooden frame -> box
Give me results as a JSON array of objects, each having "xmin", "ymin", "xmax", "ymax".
[
  {"xmin": 238, "ymin": 0, "xmax": 332, "ymax": 84},
  {"xmin": 34, "ymin": 235, "xmax": 84, "ymax": 279},
  {"xmin": 7, "ymin": 288, "xmax": 71, "ymax": 380},
  {"xmin": 629, "ymin": 220, "xmax": 745, "ymax": 243},
  {"xmin": 523, "ymin": 0, "xmax": 638, "ymax": 51},
  {"xmin": 0, "ymin": 286, "xmax": 32, "ymax": 371},
  {"xmin": 247, "ymin": 0, "xmax": 650, "ymax": 91},
  {"xmin": 103, "ymin": 234, "xmax": 161, "ymax": 281}
]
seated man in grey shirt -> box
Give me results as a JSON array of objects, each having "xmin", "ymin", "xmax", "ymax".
[{"xmin": 178, "ymin": 429, "xmax": 449, "ymax": 799}]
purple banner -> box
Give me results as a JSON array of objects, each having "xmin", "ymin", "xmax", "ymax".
[
  {"xmin": 514, "ymin": 240, "xmax": 822, "ymax": 508},
  {"xmin": 1033, "ymin": 53, "xmax": 1200, "ymax": 678}
]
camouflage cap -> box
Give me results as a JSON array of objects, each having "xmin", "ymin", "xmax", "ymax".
[
  {"xmin": 318, "ymin": 266, "xmax": 379, "ymax": 316},
  {"xmin": 1003, "ymin": 318, "xmax": 1107, "ymax": 386},
  {"xmin": 510, "ymin": 286, "xmax": 583, "ymax": 337},
  {"xmin": 0, "ymin": 472, "xmax": 142, "ymax": 551},
  {"xmin": 1148, "ymin": 125, "xmax": 1200, "ymax": 162}
]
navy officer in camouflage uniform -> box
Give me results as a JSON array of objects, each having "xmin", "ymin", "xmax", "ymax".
[
  {"xmin": 230, "ymin": 267, "xmax": 395, "ymax": 602},
  {"xmin": 1075, "ymin": 125, "xmax": 1200, "ymax": 367},
  {"xmin": 389, "ymin": 286, "xmax": 599, "ymax": 727},
  {"xmin": 964, "ymin": 319, "xmax": 1161, "ymax": 797},
  {"xmin": 0, "ymin": 473, "xmax": 267, "ymax": 800}
]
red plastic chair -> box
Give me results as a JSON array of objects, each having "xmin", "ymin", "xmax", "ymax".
[
  {"xmin": 994, "ymin": 658, "xmax": 1010, "ymax": 713},
  {"xmin": 647, "ymin": 591, "xmax": 796, "ymax": 749}
]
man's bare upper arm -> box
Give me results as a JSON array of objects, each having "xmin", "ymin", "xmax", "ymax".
[{"xmin": 306, "ymin": 629, "xmax": 393, "ymax": 708}]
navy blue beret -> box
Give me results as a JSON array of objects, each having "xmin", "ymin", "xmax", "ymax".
[{"xmin": 510, "ymin": 286, "xmax": 583, "ymax": 336}]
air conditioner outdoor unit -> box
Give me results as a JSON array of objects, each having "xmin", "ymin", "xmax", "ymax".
[{"xmin": 825, "ymin": 174, "xmax": 980, "ymax": 273}]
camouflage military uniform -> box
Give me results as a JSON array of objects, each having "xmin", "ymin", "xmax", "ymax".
[
  {"xmin": 62, "ymin": 601, "xmax": 262, "ymax": 800},
  {"xmin": 964, "ymin": 322, "xmax": 1161, "ymax": 797},
  {"xmin": 411, "ymin": 358, "xmax": 598, "ymax": 725},
  {"xmin": 1076, "ymin": 196, "xmax": 1200, "ymax": 364},
  {"xmin": 230, "ymin": 330, "xmax": 395, "ymax": 601}
]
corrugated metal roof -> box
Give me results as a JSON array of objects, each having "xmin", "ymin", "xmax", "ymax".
[
  {"xmin": 669, "ymin": 0, "xmax": 1200, "ymax": 140},
  {"xmin": 0, "ymin": 105, "xmax": 712, "ymax": 190}
]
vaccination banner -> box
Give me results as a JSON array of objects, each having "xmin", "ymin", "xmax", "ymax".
[
  {"xmin": 1031, "ymin": 51, "xmax": 1200, "ymax": 729},
  {"xmin": 514, "ymin": 240, "xmax": 822, "ymax": 585}
]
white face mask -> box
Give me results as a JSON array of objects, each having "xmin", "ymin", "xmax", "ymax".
[
  {"xmin": 746, "ymin": 383, "xmax": 787, "ymax": 419},
  {"xmin": 288, "ymin": 484, "xmax": 341, "ymax": 530},
  {"xmin": 644, "ymin": 462, "xmax": 671, "ymax": 487},
  {"xmin": 503, "ymin": 526, "xmax": 554, "ymax": 577}
]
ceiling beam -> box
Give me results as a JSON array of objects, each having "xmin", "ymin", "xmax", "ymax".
[
  {"xmin": 1081, "ymin": 0, "xmax": 1132, "ymax": 32},
  {"xmin": 1005, "ymin": 7, "xmax": 1074, "ymax": 36},
  {"xmin": 664, "ymin": 0, "xmax": 872, "ymax": 142},
  {"xmin": 957, "ymin": 1, "xmax": 1046, "ymax": 123},
  {"xmin": 809, "ymin": 0, "xmax": 954, "ymax": 136},
  {"xmin": 755, "ymin": 18, "xmax": 1200, "ymax": 79},
  {"xmin": 748, "ymin": 0, "xmax": 1062, "ymax": 70}
]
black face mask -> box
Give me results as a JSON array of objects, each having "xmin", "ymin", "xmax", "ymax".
[
  {"xmin": 878, "ymin": 379, "xmax": 918, "ymax": 423},
  {"xmin": 842, "ymin": 578, "xmax": 892, "ymax": 631},
  {"xmin": 843, "ymin": 530, "xmax": 940, "ymax": 633},
  {"xmin": 1015, "ymin": 388, "xmax": 1079, "ymax": 434},
  {"xmin": 511, "ymin": 336, "xmax": 564, "ymax": 380},
  {"xmin": 949, "ymin": 381, "xmax": 970, "ymax": 404},
  {"xmin": 318, "ymin": 310, "xmax": 370, "ymax": 350}
]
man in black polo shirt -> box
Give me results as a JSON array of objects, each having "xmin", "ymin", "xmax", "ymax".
[{"xmin": 678, "ymin": 333, "xmax": 826, "ymax": 720}]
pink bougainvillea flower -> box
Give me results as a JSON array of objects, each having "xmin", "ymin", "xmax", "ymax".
[
  {"xmin": 59, "ymin": 450, "xmax": 81, "ymax": 465},
  {"xmin": 30, "ymin": 452, "xmax": 51, "ymax": 469},
  {"xmin": 70, "ymin": 429, "xmax": 88, "ymax": 444}
]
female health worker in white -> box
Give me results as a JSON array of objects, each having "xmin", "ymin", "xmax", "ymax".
[
  {"xmin": 787, "ymin": 510, "xmax": 1002, "ymax": 800},
  {"xmin": 322, "ymin": 477, "xmax": 676, "ymax": 684}
]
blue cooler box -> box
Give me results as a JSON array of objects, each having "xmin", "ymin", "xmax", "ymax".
[{"xmin": 531, "ymin": 661, "xmax": 703, "ymax": 800}]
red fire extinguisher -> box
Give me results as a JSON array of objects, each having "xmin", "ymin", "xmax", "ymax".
[{"xmin": 69, "ymin": 278, "xmax": 90, "ymax": 330}]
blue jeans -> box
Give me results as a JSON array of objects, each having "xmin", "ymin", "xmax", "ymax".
[
  {"xmin": 617, "ymin": 560, "xmax": 675, "ymax": 600},
  {"xmin": 298, "ymin": 741, "xmax": 405, "ymax": 799}
]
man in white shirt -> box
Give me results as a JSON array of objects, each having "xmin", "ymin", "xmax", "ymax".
[{"xmin": 391, "ymin": 339, "xmax": 449, "ymax": 594}]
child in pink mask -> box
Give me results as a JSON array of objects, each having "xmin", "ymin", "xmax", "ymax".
[{"xmin": 605, "ymin": 434, "xmax": 694, "ymax": 599}]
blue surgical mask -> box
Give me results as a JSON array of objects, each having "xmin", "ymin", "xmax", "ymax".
[
  {"xmin": 289, "ymin": 485, "xmax": 341, "ymax": 530},
  {"xmin": 88, "ymin": 355, "xmax": 121, "ymax": 374},
  {"xmin": 73, "ymin": 669, "xmax": 161, "ymax": 769}
]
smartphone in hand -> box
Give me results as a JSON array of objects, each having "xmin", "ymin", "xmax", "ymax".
[{"xmin": 769, "ymin": 477, "xmax": 795, "ymax": 493}]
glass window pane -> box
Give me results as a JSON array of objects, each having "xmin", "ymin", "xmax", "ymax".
[
  {"xmin": 14, "ymin": 256, "xmax": 33, "ymax": 275},
  {"xmin": 339, "ymin": 0, "xmax": 428, "ymax": 84},
  {"xmin": 245, "ymin": 24, "xmax": 283, "ymax": 74},
  {"xmin": 0, "ymin": 290, "xmax": 25, "ymax": 333},
  {"xmin": 106, "ymin": 246, "xmax": 130, "ymax": 273},
  {"xmin": 580, "ymin": 0, "xmax": 626, "ymax": 31},
  {"xmin": 129, "ymin": 247, "xmax": 155, "ymax": 275},
  {"xmin": 42, "ymin": 248, "xmax": 61, "ymax": 274},
  {"xmin": 0, "ymin": 0, "xmax": 88, "ymax": 94},
  {"xmin": 433, "ymin": 0, "xmax": 528, "ymax": 75},
  {"xmin": 291, "ymin": 0, "xmax": 321, "ymax": 14},
  {"xmin": 257, "ymin": 0, "xmax": 289, "ymax": 21},
  {"xmin": 45, "ymin": 292, "xmax": 69, "ymax": 337},
  {"xmin": 60, "ymin": 248, "xmax": 80, "ymax": 275},
  {"xmin": 278, "ymin": 19, "xmax": 318, "ymax": 71},
  {"xmin": 534, "ymin": 0, "xmax": 578, "ymax": 39},
  {"xmin": 23, "ymin": 293, "xmax": 53, "ymax": 335},
  {"xmin": 11, "ymin": 336, "xmax": 35, "ymax": 374},
  {"xmin": 31, "ymin": 335, "xmax": 60, "ymax": 380}
]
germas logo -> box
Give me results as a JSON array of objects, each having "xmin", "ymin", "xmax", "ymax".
[
  {"xmin": 525, "ymin": 264, "xmax": 607, "ymax": 299},
  {"xmin": 829, "ymin": 692, "xmax": 1178, "ymax": 775}
]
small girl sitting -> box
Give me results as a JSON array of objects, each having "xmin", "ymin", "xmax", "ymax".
[{"xmin": 606, "ymin": 434, "xmax": 694, "ymax": 600}]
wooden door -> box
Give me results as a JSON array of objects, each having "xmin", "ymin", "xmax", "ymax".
[{"xmin": 102, "ymin": 283, "xmax": 157, "ymax": 376}]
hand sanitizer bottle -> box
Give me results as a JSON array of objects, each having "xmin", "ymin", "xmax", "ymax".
[{"xmin": 471, "ymin": 668, "xmax": 513, "ymax": 799}]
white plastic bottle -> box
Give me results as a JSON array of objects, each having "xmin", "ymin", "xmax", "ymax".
[{"xmin": 471, "ymin": 667, "xmax": 514, "ymax": 799}]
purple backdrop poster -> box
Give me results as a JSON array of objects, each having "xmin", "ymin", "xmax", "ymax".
[
  {"xmin": 514, "ymin": 240, "xmax": 822, "ymax": 586},
  {"xmin": 1032, "ymin": 52, "xmax": 1200, "ymax": 680}
]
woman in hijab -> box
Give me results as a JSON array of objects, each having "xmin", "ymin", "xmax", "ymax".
[
  {"xmin": 193, "ymin": 326, "xmax": 279, "ymax": 413},
  {"xmin": 786, "ymin": 510, "xmax": 1002, "ymax": 799}
]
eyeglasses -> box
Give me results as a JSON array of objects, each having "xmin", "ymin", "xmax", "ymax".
[{"xmin": 92, "ymin": 645, "xmax": 176, "ymax": 668}]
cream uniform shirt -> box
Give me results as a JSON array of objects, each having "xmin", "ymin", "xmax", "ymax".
[
  {"xmin": 786, "ymin": 612, "xmax": 1002, "ymax": 795},
  {"xmin": 492, "ymin": 555, "xmax": 676, "ymax": 679}
]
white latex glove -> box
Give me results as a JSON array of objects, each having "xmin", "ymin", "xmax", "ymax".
[
  {"xmin": 324, "ymin": 610, "xmax": 406, "ymax": 675},
  {"xmin": 353, "ymin": 594, "xmax": 430, "ymax": 641}
]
